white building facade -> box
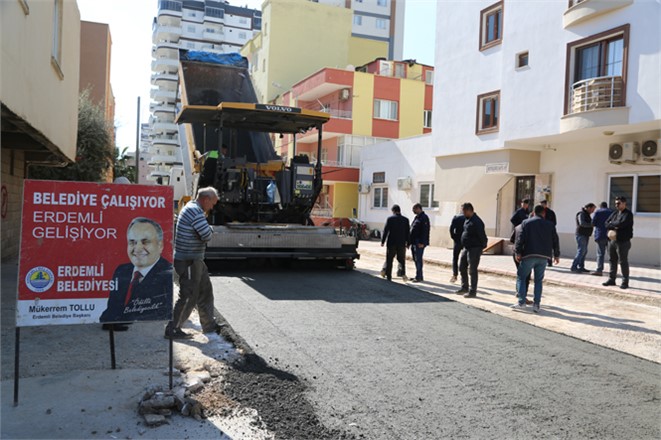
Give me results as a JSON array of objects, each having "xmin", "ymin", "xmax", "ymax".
[
  {"xmin": 359, "ymin": 134, "xmax": 446, "ymax": 238},
  {"xmin": 433, "ymin": 0, "xmax": 661, "ymax": 265},
  {"xmin": 148, "ymin": 0, "xmax": 261, "ymax": 184}
]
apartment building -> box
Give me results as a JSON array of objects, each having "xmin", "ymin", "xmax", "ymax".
[
  {"xmin": 1, "ymin": 0, "xmax": 81, "ymax": 260},
  {"xmin": 137, "ymin": 123, "xmax": 154, "ymax": 184},
  {"xmin": 79, "ymin": 20, "xmax": 116, "ymax": 182},
  {"xmin": 148, "ymin": 0, "xmax": 261, "ymax": 184},
  {"xmin": 241, "ymin": 0, "xmax": 405, "ymax": 104},
  {"xmin": 276, "ymin": 59, "xmax": 433, "ymax": 220},
  {"xmin": 432, "ymin": 0, "xmax": 660, "ymax": 265}
]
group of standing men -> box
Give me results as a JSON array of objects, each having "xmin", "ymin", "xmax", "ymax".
[{"xmin": 571, "ymin": 197, "xmax": 634, "ymax": 289}]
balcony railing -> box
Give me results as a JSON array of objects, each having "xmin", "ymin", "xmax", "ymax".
[
  {"xmin": 569, "ymin": 75, "xmax": 624, "ymax": 114},
  {"xmin": 159, "ymin": 0, "xmax": 182, "ymax": 13}
]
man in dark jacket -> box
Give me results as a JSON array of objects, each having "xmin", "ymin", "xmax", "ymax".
[
  {"xmin": 409, "ymin": 203, "xmax": 430, "ymax": 282},
  {"xmin": 603, "ymin": 196, "xmax": 634, "ymax": 289},
  {"xmin": 511, "ymin": 205, "xmax": 560, "ymax": 313},
  {"xmin": 510, "ymin": 199, "xmax": 531, "ymax": 228},
  {"xmin": 449, "ymin": 212, "xmax": 465, "ymax": 284},
  {"xmin": 457, "ymin": 202, "xmax": 487, "ymax": 298},
  {"xmin": 540, "ymin": 200, "xmax": 557, "ymax": 267},
  {"xmin": 571, "ymin": 203, "xmax": 596, "ymax": 273},
  {"xmin": 381, "ymin": 205, "xmax": 410, "ymax": 281},
  {"xmin": 591, "ymin": 201, "xmax": 613, "ymax": 276}
]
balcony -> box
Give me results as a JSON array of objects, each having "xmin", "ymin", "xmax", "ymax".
[
  {"xmin": 149, "ymin": 155, "xmax": 182, "ymax": 166},
  {"xmin": 564, "ymin": 0, "xmax": 633, "ymax": 28},
  {"xmin": 152, "ymin": 121, "xmax": 178, "ymax": 133},
  {"xmin": 568, "ymin": 76, "xmax": 624, "ymax": 114},
  {"xmin": 158, "ymin": 0, "xmax": 182, "ymax": 16},
  {"xmin": 151, "ymin": 57, "xmax": 179, "ymax": 72},
  {"xmin": 152, "ymin": 135, "xmax": 179, "ymax": 147},
  {"xmin": 150, "ymin": 103, "xmax": 176, "ymax": 114},
  {"xmin": 152, "ymin": 25, "xmax": 181, "ymax": 44},
  {"xmin": 203, "ymin": 30, "xmax": 225, "ymax": 42},
  {"xmin": 561, "ymin": 76, "xmax": 629, "ymax": 133},
  {"xmin": 150, "ymin": 89, "xmax": 177, "ymax": 102},
  {"xmin": 292, "ymin": 68, "xmax": 354, "ymax": 102}
]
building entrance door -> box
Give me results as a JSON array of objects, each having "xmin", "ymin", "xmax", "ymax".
[{"xmin": 515, "ymin": 176, "xmax": 535, "ymax": 205}]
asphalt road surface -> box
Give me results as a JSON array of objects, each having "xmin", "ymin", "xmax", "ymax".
[{"xmin": 210, "ymin": 264, "xmax": 660, "ymax": 439}]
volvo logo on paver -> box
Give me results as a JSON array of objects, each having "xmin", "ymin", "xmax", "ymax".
[
  {"xmin": 25, "ymin": 266, "xmax": 55, "ymax": 293},
  {"xmin": 257, "ymin": 104, "xmax": 301, "ymax": 113}
]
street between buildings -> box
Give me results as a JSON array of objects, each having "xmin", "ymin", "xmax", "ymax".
[{"xmin": 209, "ymin": 256, "xmax": 660, "ymax": 439}]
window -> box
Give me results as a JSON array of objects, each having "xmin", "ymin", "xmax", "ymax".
[
  {"xmin": 565, "ymin": 25, "xmax": 629, "ymax": 115},
  {"xmin": 480, "ymin": 1, "xmax": 503, "ymax": 51},
  {"xmin": 187, "ymin": 25, "xmax": 195, "ymax": 33},
  {"xmin": 374, "ymin": 99, "xmax": 398, "ymax": 121},
  {"xmin": 205, "ymin": 7, "xmax": 224, "ymax": 19},
  {"xmin": 376, "ymin": 18, "xmax": 387, "ymax": 30},
  {"xmin": 186, "ymin": 42, "xmax": 195, "ymax": 49},
  {"xmin": 609, "ymin": 174, "xmax": 660, "ymax": 214},
  {"xmin": 373, "ymin": 172, "xmax": 386, "ymax": 184},
  {"xmin": 373, "ymin": 187, "xmax": 388, "ymax": 208},
  {"xmin": 420, "ymin": 183, "xmax": 439, "ymax": 209},
  {"xmin": 205, "ymin": 27, "xmax": 215, "ymax": 33},
  {"xmin": 239, "ymin": 16, "xmax": 248, "ymax": 24},
  {"xmin": 238, "ymin": 32, "xmax": 247, "ymax": 39},
  {"xmin": 394, "ymin": 63, "xmax": 405, "ymax": 78},
  {"xmin": 320, "ymin": 148, "xmax": 328, "ymax": 163},
  {"xmin": 377, "ymin": 0, "xmax": 388, "ymax": 6},
  {"xmin": 425, "ymin": 70, "xmax": 434, "ymax": 85},
  {"xmin": 423, "ymin": 110, "xmax": 432, "ymax": 129},
  {"xmin": 51, "ymin": 0, "xmax": 63, "ymax": 76},
  {"xmin": 516, "ymin": 51, "xmax": 529, "ymax": 69},
  {"xmin": 476, "ymin": 91, "xmax": 500, "ymax": 134},
  {"xmin": 353, "ymin": 15, "xmax": 362, "ymax": 26}
]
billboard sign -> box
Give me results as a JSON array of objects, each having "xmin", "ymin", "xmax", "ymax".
[{"xmin": 17, "ymin": 180, "xmax": 174, "ymax": 326}]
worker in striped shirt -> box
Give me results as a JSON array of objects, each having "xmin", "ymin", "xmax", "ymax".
[{"xmin": 165, "ymin": 187, "xmax": 221, "ymax": 339}]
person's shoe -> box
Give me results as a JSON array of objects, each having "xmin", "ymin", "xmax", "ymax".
[
  {"xmin": 525, "ymin": 299, "xmax": 533, "ymax": 305},
  {"xmin": 455, "ymin": 288, "xmax": 469, "ymax": 295},
  {"xmin": 409, "ymin": 278, "xmax": 421, "ymax": 283},
  {"xmin": 164, "ymin": 327, "xmax": 193, "ymax": 340},
  {"xmin": 449, "ymin": 275, "xmax": 457, "ymax": 284},
  {"xmin": 579, "ymin": 268, "xmax": 590, "ymax": 273},
  {"xmin": 510, "ymin": 303, "xmax": 526, "ymax": 310},
  {"xmin": 602, "ymin": 279, "xmax": 616, "ymax": 286},
  {"xmin": 102, "ymin": 323, "xmax": 129, "ymax": 332},
  {"xmin": 591, "ymin": 271, "xmax": 603, "ymax": 276},
  {"xmin": 380, "ymin": 269, "xmax": 386, "ymax": 278},
  {"xmin": 463, "ymin": 292, "xmax": 477, "ymax": 298},
  {"xmin": 532, "ymin": 303, "xmax": 540, "ymax": 313},
  {"xmin": 620, "ymin": 282, "xmax": 629, "ymax": 290},
  {"xmin": 401, "ymin": 275, "xmax": 408, "ymax": 282},
  {"xmin": 386, "ymin": 276, "xmax": 392, "ymax": 281}
]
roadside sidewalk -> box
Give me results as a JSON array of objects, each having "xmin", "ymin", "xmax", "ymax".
[{"xmin": 358, "ymin": 240, "xmax": 660, "ymax": 304}]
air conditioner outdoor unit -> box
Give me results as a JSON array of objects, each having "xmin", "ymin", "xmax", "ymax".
[
  {"xmin": 339, "ymin": 88, "xmax": 351, "ymax": 101},
  {"xmin": 358, "ymin": 183, "xmax": 371, "ymax": 194},
  {"xmin": 640, "ymin": 139, "xmax": 661, "ymax": 161},
  {"xmin": 397, "ymin": 177, "xmax": 412, "ymax": 191},
  {"xmin": 608, "ymin": 142, "xmax": 638, "ymax": 163}
]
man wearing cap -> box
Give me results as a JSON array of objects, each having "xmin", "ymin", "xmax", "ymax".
[{"xmin": 603, "ymin": 197, "xmax": 634, "ymax": 289}]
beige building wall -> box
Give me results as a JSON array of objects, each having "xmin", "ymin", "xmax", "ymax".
[
  {"xmin": 1, "ymin": 0, "xmax": 81, "ymax": 161},
  {"xmin": 1, "ymin": 0, "xmax": 81, "ymax": 261}
]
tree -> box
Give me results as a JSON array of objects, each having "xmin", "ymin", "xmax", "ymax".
[
  {"xmin": 113, "ymin": 146, "xmax": 137, "ymax": 183},
  {"xmin": 30, "ymin": 89, "xmax": 113, "ymax": 182}
]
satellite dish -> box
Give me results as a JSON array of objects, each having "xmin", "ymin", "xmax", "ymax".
[{"xmin": 345, "ymin": 64, "xmax": 355, "ymax": 71}]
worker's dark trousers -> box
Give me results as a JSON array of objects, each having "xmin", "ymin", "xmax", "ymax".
[
  {"xmin": 460, "ymin": 246, "xmax": 482, "ymax": 293},
  {"xmin": 385, "ymin": 245, "xmax": 407, "ymax": 280},
  {"xmin": 452, "ymin": 241, "xmax": 462, "ymax": 277}
]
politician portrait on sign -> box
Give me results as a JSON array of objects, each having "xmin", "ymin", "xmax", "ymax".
[{"xmin": 99, "ymin": 217, "xmax": 173, "ymax": 323}]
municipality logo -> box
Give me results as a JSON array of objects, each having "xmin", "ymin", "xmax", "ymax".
[{"xmin": 25, "ymin": 266, "xmax": 55, "ymax": 293}]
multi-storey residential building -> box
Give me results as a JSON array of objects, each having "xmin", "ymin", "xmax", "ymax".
[
  {"xmin": 148, "ymin": 0, "xmax": 261, "ymax": 184},
  {"xmin": 79, "ymin": 21, "xmax": 115, "ymax": 131},
  {"xmin": 79, "ymin": 20, "xmax": 116, "ymax": 181},
  {"xmin": 276, "ymin": 59, "xmax": 433, "ymax": 220},
  {"xmin": 241, "ymin": 0, "xmax": 405, "ymax": 104},
  {"xmin": 1, "ymin": 0, "xmax": 81, "ymax": 260},
  {"xmin": 432, "ymin": 1, "xmax": 660, "ymax": 265},
  {"xmin": 137, "ymin": 123, "xmax": 154, "ymax": 184}
]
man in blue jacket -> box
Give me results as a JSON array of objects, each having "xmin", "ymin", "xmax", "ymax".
[
  {"xmin": 591, "ymin": 201, "xmax": 613, "ymax": 276},
  {"xmin": 456, "ymin": 202, "xmax": 488, "ymax": 298},
  {"xmin": 409, "ymin": 203, "xmax": 430, "ymax": 282},
  {"xmin": 512, "ymin": 205, "xmax": 560, "ymax": 313},
  {"xmin": 381, "ymin": 205, "xmax": 410, "ymax": 281}
]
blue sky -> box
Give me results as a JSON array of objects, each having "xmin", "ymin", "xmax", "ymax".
[{"xmin": 76, "ymin": 0, "xmax": 436, "ymax": 150}]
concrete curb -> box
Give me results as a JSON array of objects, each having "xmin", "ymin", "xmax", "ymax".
[{"xmin": 358, "ymin": 249, "xmax": 661, "ymax": 307}]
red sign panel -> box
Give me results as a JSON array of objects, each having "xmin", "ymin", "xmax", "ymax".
[{"xmin": 17, "ymin": 180, "xmax": 174, "ymax": 326}]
